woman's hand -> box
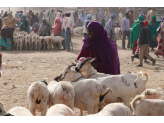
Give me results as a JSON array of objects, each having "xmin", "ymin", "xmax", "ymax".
[{"xmin": 91, "ymin": 63, "xmax": 99, "ymax": 70}]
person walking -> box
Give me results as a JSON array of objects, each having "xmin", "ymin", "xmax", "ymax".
[
  {"xmin": 121, "ymin": 12, "xmax": 130, "ymax": 49},
  {"xmin": 105, "ymin": 14, "xmax": 117, "ymax": 43},
  {"xmin": 136, "ymin": 21, "xmax": 156, "ymax": 67}
]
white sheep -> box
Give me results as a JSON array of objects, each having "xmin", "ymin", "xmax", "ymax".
[
  {"xmin": 88, "ymin": 103, "xmax": 132, "ymax": 116},
  {"xmin": 46, "ymin": 104, "xmax": 76, "ymax": 116},
  {"xmin": 55, "ymin": 63, "xmax": 145, "ymax": 109},
  {"xmin": 31, "ymin": 35, "xmax": 36, "ymax": 50},
  {"xmin": 0, "ymin": 101, "xmax": 6, "ymax": 115},
  {"xmin": 44, "ymin": 36, "xmax": 50, "ymax": 50},
  {"xmin": 48, "ymin": 81, "xmax": 75, "ymax": 110},
  {"xmin": 50, "ymin": 36, "xmax": 64, "ymax": 50},
  {"xmin": 131, "ymin": 96, "xmax": 164, "ymax": 116},
  {"xmin": 7, "ymin": 107, "xmax": 33, "ymax": 116},
  {"xmin": 27, "ymin": 81, "xmax": 49, "ymax": 116},
  {"xmin": 13, "ymin": 36, "xmax": 19, "ymax": 50},
  {"xmin": 73, "ymin": 27, "xmax": 83, "ymax": 37},
  {"xmin": 17, "ymin": 34, "xmax": 25, "ymax": 51},
  {"xmin": 39, "ymin": 36, "xmax": 44, "ymax": 50},
  {"xmin": 25, "ymin": 35, "xmax": 31, "ymax": 50}
]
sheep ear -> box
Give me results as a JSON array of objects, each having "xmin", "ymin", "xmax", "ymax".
[{"xmin": 88, "ymin": 58, "xmax": 96, "ymax": 63}]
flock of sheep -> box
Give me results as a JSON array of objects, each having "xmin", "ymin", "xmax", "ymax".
[
  {"xmin": 1, "ymin": 57, "xmax": 164, "ymax": 116},
  {"xmin": 12, "ymin": 26, "xmax": 84, "ymax": 51}
]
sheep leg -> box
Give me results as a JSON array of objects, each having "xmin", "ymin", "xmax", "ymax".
[
  {"xmin": 29, "ymin": 105, "xmax": 35, "ymax": 116},
  {"xmin": 80, "ymin": 109, "xmax": 83, "ymax": 116},
  {"xmin": 93, "ymin": 106, "xmax": 98, "ymax": 114},
  {"xmin": 41, "ymin": 108, "xmax": 47, "ymax": 116},
  {"xmin": 87, "ymin": 105, "xmax": 93, "ymax": 115},
  {"xmin": 122, "ymin": 98, "xmax": 131, "ymax": 108}
]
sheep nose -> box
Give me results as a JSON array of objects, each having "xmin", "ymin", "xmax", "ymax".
[
  {"xmin": 36, "ymin": 99, "xmax": 41, "ymax": 104},
  {"xmin": 75, "ymin": 67, "xmax": 79, "ymax": 72}
]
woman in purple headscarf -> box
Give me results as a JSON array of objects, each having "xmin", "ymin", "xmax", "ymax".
[{"xmin": 77, "ymin": 21, "xmax": 120, "ymax": 75}]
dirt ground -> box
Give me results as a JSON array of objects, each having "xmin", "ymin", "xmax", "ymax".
[{"xmin": 0, "ymin": 36, "xmax": 164, "ymax": 116}]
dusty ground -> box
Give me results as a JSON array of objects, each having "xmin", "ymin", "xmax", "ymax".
[{"xmin": 0, "ymin": 36, "xmax": 164, "ymax": 116}]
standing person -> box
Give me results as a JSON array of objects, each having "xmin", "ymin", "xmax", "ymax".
[
  {"xmin": 80, "ymin": 10, "xmax": 86, "ymax": 25},
  {"xmin": 147, "ymin": 7, "xmax": 151, "ymax": 21},
  {"xmin": 15, "ymin": 11, "xmax": 19, "ymax": 19},
  {"xmin": 53, "ymin": 18, "xmax": 62, "ymax": 49},
  {"xmin": 60, "ymin": 13, "xmax": 66, "ymax": 50},
  {"xmin": 26, "ymin": 10, "xmax": 32, "ymax": 22},
  {"xmin": 148, "ymin": 15, "xmax": 161, "ymax": 51},
  {"xmin": 149, "ymin": 8, "xmax": 156, "ymax": 22},
  {"xmin": 118, "ymin": 11, "xmax": 123, "ymax": 27},
  {"xmin": 35, "ymin": 13, "xmax": 39, "ymax": 17},
  {"xmin": 74, "ymin": 10, "xmax": 78, "ymax": 24},
  {"xmin": 131, "ymin": 21, "xmax": 150, "ymax": 63},
  {"xmin": 49, "ymin": 8, "xmax": 55, "ymax": 26},
  {"xmin": 121, "ymin": 12, "xmax": 130, "ymax": 49},
  {"xmin": 98, "ymin": 8, "xmax": 104, "ymax": 22},
  {"xmin": 95, "ymin": 9, "xmax": 99, "ymax": 21},
  {"xmin": 19, "ymin": 15, "xmax": 31, "ymax": 33},
  {"xmin": 77, "ymin": 21, "xmax": 120, "ymax": 74},
  {"xmin": 1, "ymin": 10, "xmax": 4, "ymax": 17},
  {"xmin": 104, "ymin": 8, "xmax": 109, "ymax": 23},
  {"xmin": 136, "ymin": 21, "xmax": 156, "ymax": 67},
  {"xmin": 17, "ymin": 11, "xmax": 23, "ymax": 27},
  {"xmin": 30, "ymin": 12, "xmax": 39, "ymax": 26},
  {"xmin": 62, "ymin": 13, "xmax": 73, "ymax": 52},
  {"xmin": 105, "ymin": 14, "xmax": 117, "ymax": 42},
  {"xmin": 0, "ymin": 16, "xmax": 2, "ymax": 30},
  {"xmin": 129, "ymin": 9, "xmax": 134, "ymax": 28},
  {"xmin": 75, "ymin": 18, "xmax": 83, "ymax": 27},
  {"xmin": 55, "ymin": 12, "xmax": 62, "ymax": 21},
  {"xmin": 83, "ymin": 14, "xmax": 92, "ymax": 38},
  {"xmin": 53, "ymin": 18, "xmax": 61, "ymax": 36},
  {"xmin": 154, "ymin": 22, "xmax": 164, "ymax": 57},
  {"xmin": 3, "ymin": 11, "xmax": 7, "ymax": 18},
  {"xmin": 130, "ymin": 15, "xmax": 144, "ymax": 53},
  {"xmin": 138, "ymin": 8, "xmax": 143, "ymax": 17},
  {"xmin": 39, "ymin": 10, "xmax": 44, "ymax": 25},
  {"xmin": 43, "ymin": 11, "xmax": 49, "ymax": 22},
  {"xmin": 100, "ymin": 18, "xmax": 106, "ymax": 28}
]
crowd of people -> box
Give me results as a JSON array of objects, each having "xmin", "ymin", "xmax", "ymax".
[{"xmin": 0, "ymin": 7, "xmax": 163, "ymax": 72}]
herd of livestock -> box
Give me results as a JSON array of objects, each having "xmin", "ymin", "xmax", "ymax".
[
  {"xmin": 1, "ymin": 57, "xmax": 164, "ymax": 116},
  {"xmin": 12, "ymin": 26, "xmax": 84, "ymax": 51}
]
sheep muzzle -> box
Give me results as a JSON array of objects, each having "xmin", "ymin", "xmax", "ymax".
[{"xmin": 36, "ymin": 99, "xmax": 41, "ymax": 104}]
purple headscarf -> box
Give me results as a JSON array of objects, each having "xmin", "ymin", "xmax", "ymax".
[{"xmin": 78, "ymin": 21, "xmax": 120, "ymax": 75}]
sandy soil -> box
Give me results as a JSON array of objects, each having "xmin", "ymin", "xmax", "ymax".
[{"xmin": 0, "ymin": 36, "xmax": 164, "ymax": 116}]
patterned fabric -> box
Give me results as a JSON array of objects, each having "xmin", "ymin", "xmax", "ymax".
[
  {"xmin": 155, "ymin": 22, "xmax": 164, "ymax": 56},
  {"xmin": 0, "ymin": 37, "xmax": 12, "ymax": 50}
]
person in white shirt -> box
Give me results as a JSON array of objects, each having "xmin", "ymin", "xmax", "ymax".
[
  {"xmin": 121, "ymin": 12, "xmax": 130, "ymax": 49},
  {"xmin": 118, "ymin": 12, "xmax": 123, "ymax": 29},
  {"xmin": 63, "ymin": 12, "xmax": 73, "ymax": 52}
]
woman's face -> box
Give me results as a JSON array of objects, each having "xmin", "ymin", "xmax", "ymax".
[
  {"xmin": 87, "ymin": 27, "xmax": 94, "ymax": 39},
  {"xmin": 23, "ymin": 16, "xmax": 25, "ymax": 19}
]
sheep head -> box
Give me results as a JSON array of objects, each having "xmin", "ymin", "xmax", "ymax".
[
  {"xmin": 75, "ymin": 57, "xmax": 96, "ymax": 74},
  {"xmin": 54, "ymin": 63, "xmax": 80, "ymax": 82}
]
